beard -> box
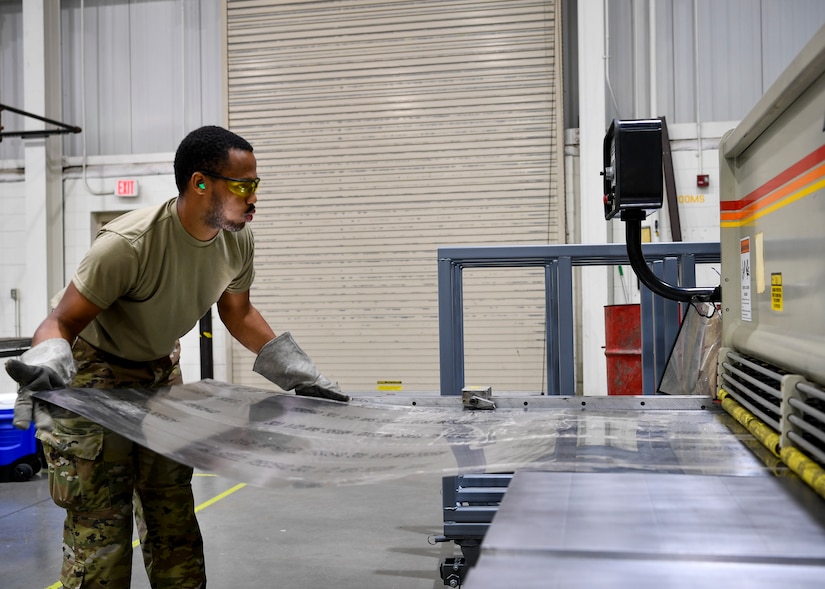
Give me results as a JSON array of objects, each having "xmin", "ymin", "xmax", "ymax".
[{"xmin": 204, "ymin": 191, "xmax": 246, "ymax": 232}]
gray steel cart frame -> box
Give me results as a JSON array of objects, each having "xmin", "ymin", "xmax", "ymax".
[
  {"xmin": 436, "ymin": 242, "xmax": 720, "ymax": 585},
  {"xmin": 437, "ymin": 242, "xmax": 721, "ymax": 397}
]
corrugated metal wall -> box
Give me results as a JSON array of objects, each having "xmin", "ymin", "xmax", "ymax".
[
  {"xmin": 3, "ymin": 1, "xmax": 824, "ymax": 159},
  {"xmin": 0, "ymin": 1, "xmax": 24, "ymax": 161},
  {"xmin": 225, "ymin": 0, "xmax": 564, "ymax": 393},
  {"xmin": 0, "ymin": 0, "xmax": 223, "ymax": 162},
  {"xmin": 603, "ymin": 0, "xmax": 825, "ymax": 123},
  {"xmin": 59, "ymin": 0, "xmax": 223, "ymax": 156}
]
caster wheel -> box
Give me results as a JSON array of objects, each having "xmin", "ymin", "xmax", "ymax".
[
  {"xmin": 30, "ymin": 457, "xmax": 43, "ymax": 475},
  {"xmin": 13, "ymin": 462, "xmax": 34, "ymax": 482}
]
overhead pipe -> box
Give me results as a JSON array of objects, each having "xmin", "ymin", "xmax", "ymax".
[
  {"xmin": 693, "ymin": 0, "xmax": 704, "ymax": 176},
  {"xmin": 79, "ymin": 0, "xmax": 112, "ymax": 196}
]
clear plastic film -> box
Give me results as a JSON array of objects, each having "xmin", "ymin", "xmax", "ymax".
[
  {"xmin": 34, "ymin": 380, "xmax": 767, "ymax": 488},
  {"xmin": 658, "ymin": 302, "xmax": 722, "ymax": 397}
]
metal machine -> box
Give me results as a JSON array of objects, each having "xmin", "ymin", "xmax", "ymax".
[
  {"xmin": 436, "ymin": 24, "xmax": 825, "ymax": 589},
  {"xmin": 715, "ymin": 25, "xmax": 825, "ymax": 491}
]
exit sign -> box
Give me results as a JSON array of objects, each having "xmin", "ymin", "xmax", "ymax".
[{"xmin": 115, "ymin": 178, "xmax": 139, "ymax": 197}]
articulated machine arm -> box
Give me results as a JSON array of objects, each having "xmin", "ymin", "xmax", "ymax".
[
  {"xmin": 625, "ymin": 219, "xmax": 720, "ymax": 302},
  {"xmin": 603, "ymin": 118, "xmax": 721, "ymax": 303}
]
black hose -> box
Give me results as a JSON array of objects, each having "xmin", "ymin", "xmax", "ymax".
[{"xmin": 625, "ymin": 220, "xmax": 721, "ymax": 302}]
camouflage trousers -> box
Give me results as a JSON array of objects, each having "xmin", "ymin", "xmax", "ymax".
[{"xmin": 37, "ymin": 338, "xmax": 206, "ymax": 589}]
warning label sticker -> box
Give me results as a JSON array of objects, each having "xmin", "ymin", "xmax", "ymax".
[
  {"xmin": 771, "ymin": 273, "xmax": 783, "ymax": 312},
  {"xmin": 740, "ymin": 237, "xmax": 752, "ymax": 321}
]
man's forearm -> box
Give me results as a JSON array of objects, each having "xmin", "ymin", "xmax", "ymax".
[
  {"xmin": 222, "ymin": 307, "xmax": 276, "ymax": 354},
  {"xmin": 32, "ymin": 316, "xmax": 77, "ymax": 347}
]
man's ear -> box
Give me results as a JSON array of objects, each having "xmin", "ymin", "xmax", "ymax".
[{"xmin": 191, "ymin": 172, "xmax": 207, "ymax": 193}]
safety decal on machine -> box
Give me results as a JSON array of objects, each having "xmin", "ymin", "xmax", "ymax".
[
  {"xmin": 771, "ymin": 273, "xmax": 783, "ymax": 312},
  {"xmin": 740, "ymin": 237, "xmax": 752, "ymax": 321}
]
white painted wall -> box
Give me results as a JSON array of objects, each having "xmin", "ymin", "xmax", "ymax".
[
  {"xmin": 0, "ymin": 178, "xmax": 27, "ymax": 351},
  {"xmin": 0, "ymin": 158, "xmax": 229, "ymax": 394}
]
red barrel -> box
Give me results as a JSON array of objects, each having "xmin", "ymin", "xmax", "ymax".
[{"xmin": 604, "ymin": 304, "xmax": 642, "ymax": 395}]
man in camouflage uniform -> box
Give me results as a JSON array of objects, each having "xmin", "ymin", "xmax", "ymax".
[{"xmin": 6, "ymin": 126, "xmax": 347, "ymax": 588}]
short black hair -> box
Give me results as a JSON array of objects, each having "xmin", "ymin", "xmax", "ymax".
[{"xmin": 173, "ymin": 125, "xmax": 254, "ymax": 194}]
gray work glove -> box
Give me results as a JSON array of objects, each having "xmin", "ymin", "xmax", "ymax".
[
  {"xmin": 253, "ymin": 332, "xmax": 349, "ymax": 402},
  {"xmin": 5, "ymin": 338, "xmax": 76, "ymax": 431}
]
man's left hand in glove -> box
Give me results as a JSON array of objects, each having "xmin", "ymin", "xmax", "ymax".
[
  {"xmin": 253, "ymin": 332, "xmax": 349, "ymax": 402},
  {"xmin": 5, "ymin": 338, "xmax": 77, "ymax": 431}
]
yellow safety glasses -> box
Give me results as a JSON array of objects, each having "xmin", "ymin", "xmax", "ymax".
[{"xmin": 200, "ymin": 170, "xmax": 260, "ymax": 197}]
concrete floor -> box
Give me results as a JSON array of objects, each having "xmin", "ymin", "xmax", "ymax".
[{"xmin": 0, "ymin": 467, "xmax": 457, "ymax": 589}]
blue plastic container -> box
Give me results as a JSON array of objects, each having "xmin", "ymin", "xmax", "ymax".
[{"xmin": 0, "ymin": 394, "xmax": 42, "ymax": 482}]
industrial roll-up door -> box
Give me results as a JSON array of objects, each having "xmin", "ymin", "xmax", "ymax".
[{"xmin": 225, "ymin": 0, "xmax": 565, "ymax": 393}]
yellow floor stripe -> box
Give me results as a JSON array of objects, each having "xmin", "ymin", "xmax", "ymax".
[
  {"xmin": 43, "ymin": 480, "xmax": 247, "ymax": 589},
  {"xmin": 195, "ymin": 482, "xmax": 247, "ymax": 513}
]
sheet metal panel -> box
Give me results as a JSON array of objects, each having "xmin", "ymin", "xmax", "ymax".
[{"xmin": 464, "ymin": 470, "xmax": 825, "ymax": 588}]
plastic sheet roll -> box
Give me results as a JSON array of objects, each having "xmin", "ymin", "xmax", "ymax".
[{"xmin": 34, "ymin": 380, "xmax": 770, "ymax": 487}]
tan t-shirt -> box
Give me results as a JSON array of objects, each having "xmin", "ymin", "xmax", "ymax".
[{"xmin": 72, "ymin": 198, "xmax": 255, "ymax": 361}]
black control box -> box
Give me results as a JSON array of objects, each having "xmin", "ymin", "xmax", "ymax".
[{"xmin": 602, "ymin": 119, "xmax": 664, "ymax": 220}]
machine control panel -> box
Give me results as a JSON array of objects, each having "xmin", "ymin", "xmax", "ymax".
[{"xmin": 602, "ymin": 118, "xmax": 664, "ymax": 220}]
